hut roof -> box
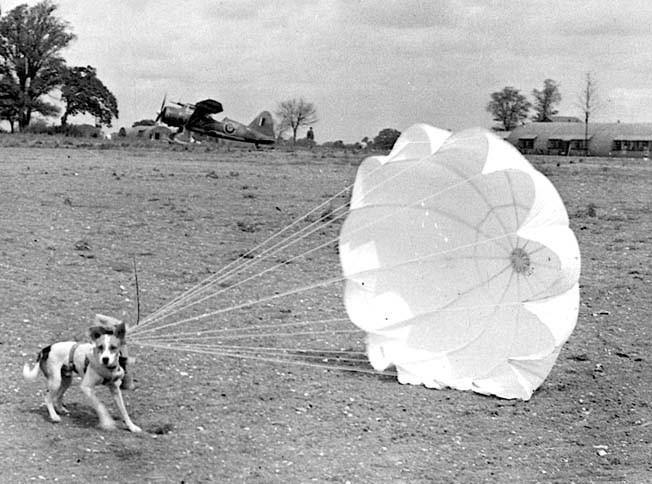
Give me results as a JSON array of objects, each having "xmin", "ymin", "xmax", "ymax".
[{"xmin": 511, "ymin": 122, "xmax": 652, "ymax": 140}]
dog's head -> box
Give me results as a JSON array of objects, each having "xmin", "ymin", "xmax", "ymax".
[{"xmin": 89, "ymin": 315, "xmax": 126, "ymax": 370}]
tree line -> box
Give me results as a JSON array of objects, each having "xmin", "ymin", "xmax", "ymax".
[
  {"xmin": 486, "ymin": 73, "xmax": 599, "ymax": 132},
  {"xmin": 0, "ymin": 1, "xmax": 118, "ymax": 133},
  {"xmin": 486, "ymin": 79, "xmax": 562, "ymax": 131},
  {"xmin": 0, "ymin": 1, "xmax": 320, "ymax": 142}
]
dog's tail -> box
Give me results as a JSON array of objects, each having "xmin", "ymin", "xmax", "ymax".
[
  {"xmin": 23, "ymin": 362, "xmax": 41, "ymax": 381},
  {"xmin": 23, "ymin": 346, "xmax": 48, "ymax": 381}
]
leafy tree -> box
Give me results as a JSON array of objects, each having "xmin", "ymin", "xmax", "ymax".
[
  {"xmin": 532, "ymin": 79, "xmax": 562, "ymax": 122},
  {"xmin": 275, "ymin": 98, "xmax": 318, "ymax": 143},
  {"xmin": 373, "ymin": 128, "xmax": 401, "ymax": 151},
  {"xmin": 486, "ymin": 86, "xmax": 531, "ymax": 131},
  {"xmin": 0, "ymin": 74, "xmax": 20, "ymax": 132},
  {"xmin": 60, "ymin": 65, "xmax": 118, "ymax": 127},
  {"xmin": 0, "ymin": 1, "xmax": 75, "ymax": 130},
  {"xmin": 361, "ymin": 135, "xmax": 373, "ymax": 148}
]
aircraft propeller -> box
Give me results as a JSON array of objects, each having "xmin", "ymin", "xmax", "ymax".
[{"xmin": 155, "ymin": 94, "xmax": 167, "ymax": 123}]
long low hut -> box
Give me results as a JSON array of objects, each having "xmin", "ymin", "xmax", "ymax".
[
  {"xmin": 508, "ymin": 122, "xmax": 652, "ymax": 157},
  {"xmin": 118, "ymin": 125, "xmax": 172, "ymax": 141}
]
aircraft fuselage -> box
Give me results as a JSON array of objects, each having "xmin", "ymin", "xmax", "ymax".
[{"xmin": 158, "ymin": 99, "xmax": 275, "ymax": 145}]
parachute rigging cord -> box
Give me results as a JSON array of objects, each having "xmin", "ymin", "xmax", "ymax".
[
  {"xmin": 129, "ymin": 127, "xmax": 453, "ymax": 376},
  {"xmin": 129, "ymin": 158, "xmax": 386, "ymax": 375},
  {"xmin": 129, "ymin": 125, "xmax": 580, "ymax": 398}
]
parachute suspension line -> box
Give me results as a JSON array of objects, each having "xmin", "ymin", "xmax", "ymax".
[
  {"xmin": 134, "ymin": 328, "xmax": 361, "ymax": 344},
  {"xmin": 138, "ymin": 200, "xmax": 350, "ymax": 330},
  {"xmin": 134, "ymin": 345, "xmax": 371, "ymax": 368},
  {"xmin": 129, "ymin": 317, "xmax": 351, "ymax": 341},
  {"xmin": 133, "ymin": 170, "xmax": 510, "ymax": 337},
  {"xmin": 131, "ymin": 341, "xmax": 397, "ymax": 378},
  {"xmin": 137, "ymin": 203, "xmax": 351, "ymax": 330},
  {"xmin": 130, "ymin": 343, "xmax": 369, "ymax": 358},
  {"xmin": 139, "ymin": 151, "xmax": 442, "ymax": 329},
  {"xmin": 133, "ymin": 299, "xmax": 529, "ymax": 346},
  {"xmin": 131, "ymin": 225, "xmax": 350, "ymax": 335},
  {"xmin": 137, "ymin": 169, "xmax": 489, "ymax": 332},
  {"xmin": 135, "ymin": 144, "xmax": 509, "ymax": 366},
  {"xmin": 141, "ymin": 182, "xmax": 357, "ymax": 326},
  {"xmin": 130, "ymin": 275, "xmax": 345, "ymax": 337}
]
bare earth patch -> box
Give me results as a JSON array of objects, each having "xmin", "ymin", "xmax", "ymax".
[{"xmin": 1, "ymin": 146, "xmax": 650, "ymax": 483}]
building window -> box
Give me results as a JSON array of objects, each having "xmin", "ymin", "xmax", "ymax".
[
  {"xmin": 547, "ymin": 139, "xmax": 586, "ymax": 150},
  {"xmin": 518, "ymin": 138, "xmax": 534, "ymax": 150},
  {"xmin": 612, "ymin": 140, "xmax": 649, "ymax": 151},
  {"xmin": 547, "ymin": 139, "xmax": 564, "ymax": 150},
  {"xmin": 569, "ymin": 139, "xmax": 586, "ymax": 150}
]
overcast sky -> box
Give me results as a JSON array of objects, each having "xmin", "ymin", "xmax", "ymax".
[{"xmin": 3, "ymin": 0, "xmax": 652, "ymax": 142}]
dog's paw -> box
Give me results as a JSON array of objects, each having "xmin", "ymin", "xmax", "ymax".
[
  {"xmin": 55, "ymin": 405, "xmax": 70, "ymax": 415},
  {"xmin": 99, "ymin": 419, "xmax": 117, "ymax": 431},
  {"xmin": 128, "ymin": 424, "xmax": 142, "ymax": 433},
  {"xmin": 50, "ymin": 415, "xmax": 62, "ymax": 423}
]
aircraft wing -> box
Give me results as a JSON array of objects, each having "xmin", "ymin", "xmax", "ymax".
[{"xmin": 186, "ymin": 99, "xmax": 224, "ymax": 128}]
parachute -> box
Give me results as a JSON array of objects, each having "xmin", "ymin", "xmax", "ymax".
[{"xmin": 339, "ymin": 125, "xmax": 581, "ymax": 400}]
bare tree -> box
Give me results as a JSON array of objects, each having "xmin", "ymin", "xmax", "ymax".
[
  {"xmin": 275, "ymin": 98, "xmax": 318, "ymax": 143},
  {"xmin": 576, "ymin": 72, "xmax": 600, "ymax": 155}
]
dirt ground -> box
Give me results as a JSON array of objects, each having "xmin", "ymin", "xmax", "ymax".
[{"xmin": 0, "ymin": 142, "xmax": 650, "ymax": 483}]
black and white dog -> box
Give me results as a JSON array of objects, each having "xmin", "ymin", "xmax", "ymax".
[{"xmin": 23, "ymin": 315, "xmax": 141, "ymax": 432}]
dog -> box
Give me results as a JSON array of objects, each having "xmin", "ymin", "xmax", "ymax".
[{"xmin": 23, "ymin": 314, "xmax": 141, "ymax": 432}]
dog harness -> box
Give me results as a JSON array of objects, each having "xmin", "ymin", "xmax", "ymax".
[
  {"xmin": 61, "ymin": 343, "xmax": 89, "ymax": 378},
  {"xmin": 61, "ymin": 343, "xmax": 122, "ymax": 385}
]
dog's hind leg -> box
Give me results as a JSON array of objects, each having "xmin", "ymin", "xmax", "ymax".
[
  {"xmin": 44, "ymin": 375, "xmax": 62, "ymax": 422},
  {"xmin": 54, "ymin": 374, "xmax": 72, "ymax": 414}
]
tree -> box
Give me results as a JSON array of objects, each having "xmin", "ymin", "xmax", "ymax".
[
  {"xmin": 0, "ymin": 1, "xmax": 75, "ymax": 130},
  {"xmin": 486, "ymin": 86, "xmax": 531, "ymax": 131},
  {"xmin": 532, "ymin": 79, "xmax": 561, "ymax": 122},
  {"xmin": 0, "ymin": 74, "xmax": 20, "ymax": 132},
  {"xmin": 275, "ymin": 98, "xmax": 318, "ymax": 143},
  {"xmin": 373, "ymin": 128, "xmax": 401, "ymax": 151},
  {"xmin": 60, "ymin": 65, "xmax": 118, "ymax": 127},
  {"xmin": 576, "ymin": 72, "xmax": 600, "ymax": 155}
]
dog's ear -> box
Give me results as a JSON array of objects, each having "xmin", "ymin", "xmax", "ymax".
[
  {"xmin": 89, "ymin": 325, "xmax": 109, "ymax": 341},
  {"xmin": 114, "ymin": 322, "xmax": 127, "ymax": 341}
]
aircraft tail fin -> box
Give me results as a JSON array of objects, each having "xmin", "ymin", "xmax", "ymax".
[{"xmin": 249, "ymin": 111, "xmax": 274, "ymax": 138}]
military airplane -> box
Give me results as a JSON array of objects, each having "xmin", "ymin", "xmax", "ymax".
[{"xmin": 155, "ymin": 96, "xmax": 275, "ymax": 147}]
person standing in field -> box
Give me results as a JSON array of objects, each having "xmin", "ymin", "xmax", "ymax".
[{"xmin": 306, "ymin": 127, "xmax": 315, "ymax": 149}]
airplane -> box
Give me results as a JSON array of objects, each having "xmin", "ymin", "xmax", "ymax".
[{"xmin": 155, "ymin": 96, "xmax": 275, "ymax": 147}]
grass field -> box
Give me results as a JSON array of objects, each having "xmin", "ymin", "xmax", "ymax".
[{"xmin": 0, "ymin": 142, "xmax": 650, "ymax": 483}]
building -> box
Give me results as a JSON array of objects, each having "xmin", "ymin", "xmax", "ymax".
[
  {"xmin": 118, "ymin": 125, "xmax": 172, "ymax": 140},
  {"xmin": 548, "ymin": 116, "xmax": 582, "ymax": 123},
  {"xmin": 508, "ymin": 122, "xmax": 652, "ymax": 157}
]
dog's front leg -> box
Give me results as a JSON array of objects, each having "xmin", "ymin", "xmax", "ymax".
[
  {"xmin": 109, "ymin": 382, "xmax": 141, "ymax": 433},
  {"xmin": 80, "ymin": 381, "xmax": 115, "ymax": 430}
]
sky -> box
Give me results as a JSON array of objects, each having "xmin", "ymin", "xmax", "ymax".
[{"xmin": 3, "ymin": 0, "xmax": 652, "ymax": 142}]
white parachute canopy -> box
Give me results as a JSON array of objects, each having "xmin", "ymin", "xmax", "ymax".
[{"xmin": 339, "ymin": 125, "xmax": 581, "ymax": 400}]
